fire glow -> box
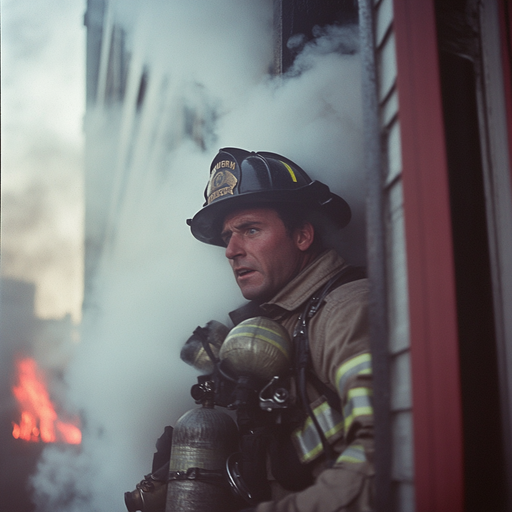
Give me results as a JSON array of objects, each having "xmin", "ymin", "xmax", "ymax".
[{"xmin": 12, "ymin": 358, "xmax": 82, "ymax": 444}]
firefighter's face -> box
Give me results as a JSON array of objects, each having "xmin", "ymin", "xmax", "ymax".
[{"xmin": 221, "ymin": 208, "xmax": 315, "ymax": 301}]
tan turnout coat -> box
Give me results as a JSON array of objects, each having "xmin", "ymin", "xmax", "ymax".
[{"xmin": 254, "ymin": 249, "xmax": 374, "ymax": 512}]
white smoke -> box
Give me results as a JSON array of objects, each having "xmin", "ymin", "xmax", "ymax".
[
  {"xmin": 1, "ymin": 0, "xmax": 85, "ymax": 322},
  {"xmin": 31, "ymin": 2, "xmax": 365, "ymax": 511}
]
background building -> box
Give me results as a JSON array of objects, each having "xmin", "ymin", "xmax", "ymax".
[{"xmin": 0, "ymin": 278, "xmax": 79, "ymax": 512}]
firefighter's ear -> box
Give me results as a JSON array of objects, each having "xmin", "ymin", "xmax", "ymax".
[{"xmin": 295, "ymin": 221, "xmax": 315, "ymax": 252}]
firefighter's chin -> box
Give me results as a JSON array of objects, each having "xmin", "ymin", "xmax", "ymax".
[{"xmin": 236, "ymin": 270, "xmax": 267, "ymax": 301}]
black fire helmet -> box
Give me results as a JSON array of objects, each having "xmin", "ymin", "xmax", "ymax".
[{"xmin": 187, "ymin": 147, "xmax": 351, "ymax": 246}]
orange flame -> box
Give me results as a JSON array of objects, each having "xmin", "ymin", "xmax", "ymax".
[{"xmin": 12, "ymin": 358, "xmax": 82, "ymax": 444}]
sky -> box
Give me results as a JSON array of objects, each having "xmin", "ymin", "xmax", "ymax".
[{"xmin": 1, "ymin": 0, "xmax": 86, "ymax": 323}]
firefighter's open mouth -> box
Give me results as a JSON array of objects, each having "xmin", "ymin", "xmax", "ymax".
[{"xmin": 236, "ymin": 268, "xmax": 254, "ymax": 277}]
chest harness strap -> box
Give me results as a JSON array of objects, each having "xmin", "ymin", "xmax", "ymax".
[{"xmin": 292, "ymin": 266, "xmax": 366, "ymax": 468}]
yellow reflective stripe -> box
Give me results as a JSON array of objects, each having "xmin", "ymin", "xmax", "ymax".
[
  {"xmin": 335, "ymin": 352, "xmax": 372, "ymax": 396},
  {"xmin": 343, "ymin": 387, "xmax": 373, "ymax": 433},
  {"xmin": 295, "ymin": 433, "xmax": 323, "ymax": 463},
  {"xmin": 292, "ymin": 353, "xmax": 372, "ymax": 464},
  {"xmin": 336, "ymin": 444, "xmax": 366, "ymax": 464},
  {"xmin": 302, "ymin": 401, "xmax": 344, "ymax": 438},
  {"xmin": 281, "ymin": 161, "xmax": 297, "ymax": 182},
  {"xmin": 292, "ymin": 399, "xmax": 344, "ymax": 463},
  {"xmin": 347, "ymin": 387, "xmax": 373, "ymax": 399},
  {"xmin": 234, "ymin": 331, "xmax": 289, "ymax": 357},
  {"xmin": 226, "ymin": 325, "xmax": 289, "ymax": 357}
]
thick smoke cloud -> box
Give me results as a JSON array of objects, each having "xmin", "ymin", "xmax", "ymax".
[
  {"xmin": 1, "ymin": 0, "xmax": 85, "ymax": 322},
  {"xmin": 31, "ymin": 2, "xmax": 365, "ymax": 511}
]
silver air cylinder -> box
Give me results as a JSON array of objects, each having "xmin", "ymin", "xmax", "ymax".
[
  {"xmin": 166, "ymin": 402, "xmax": 238, "ymax": 512},
  {"xmin": 219, "ymin": 317, "xmax": 291, "ymax": 382}
]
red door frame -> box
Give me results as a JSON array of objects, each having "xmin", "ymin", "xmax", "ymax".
[{"xmin": 392, "ymin": 1, "xmax": 465, "ymax": 511}]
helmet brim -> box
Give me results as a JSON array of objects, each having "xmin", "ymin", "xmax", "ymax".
[{"xmin": 188, "ymin": 181, "xmax": 351, "ymax": 246}]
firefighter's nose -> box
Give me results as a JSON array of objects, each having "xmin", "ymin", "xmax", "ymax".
[{"xmin": 225, "ymin": 235, "xmax": 243, "ymax": 260}]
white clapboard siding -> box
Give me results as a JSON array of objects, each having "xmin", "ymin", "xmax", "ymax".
[{"xmin": 373, "ymin": 0, "xmax": 415, "ymax": 509}]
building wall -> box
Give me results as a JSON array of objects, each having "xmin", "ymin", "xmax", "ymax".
[
  {"xmin": 377, "ymin": 0, "xmax": 467, "ymax": 509},
  {"xmin": 359, "ymin": 0, "xmax": 414, "ymax": 510},
  {"xmin": 362, "ymin": 1, "xmax": 512, "ymax": 510},
  {"xmin": 374, "ymin": 1, "xmax": 414, "ymax": 509}
]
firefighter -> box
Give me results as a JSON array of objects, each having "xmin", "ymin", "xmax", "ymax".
[{"xmin": 188, "ymin": 148, "xmax": 374, "ymax": 512}]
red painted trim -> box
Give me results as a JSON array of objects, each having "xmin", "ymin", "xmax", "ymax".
[
  {"xmin": 392, "ymin": 1, "xmax": 465, "ymax": 511},
  {"xmin": 499, "ymin": 0, "xmax": 512, "ymax": 185}
]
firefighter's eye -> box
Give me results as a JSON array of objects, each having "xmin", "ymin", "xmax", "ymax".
[{"xmin": 247, "ymin": 227, "xmax": 259, "ymax": 235}]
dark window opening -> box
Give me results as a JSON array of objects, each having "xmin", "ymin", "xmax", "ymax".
[
  {"xmin": 273, "ymin": 0, "xmax": 358, "ymax": 74},
  {"xmin": 436, "ymin": 11, "xmax": 508, "ymax": 510}
]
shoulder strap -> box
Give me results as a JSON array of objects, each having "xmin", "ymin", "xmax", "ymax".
[
  {"xmin": 300, "ymin": 265, "xmax": 366, "ymax": 411},
  {"xmin": 292, "ymin": 265, "xmax": 366, "ymax": 466},
  {"xmin": 293, "ymin": 265, "xmax": 366, "ymax": 343},
  {"xmin": 306, "ymin": 265, "xmax": 366, "ymax": 318},
  {"xmin": 307, "ymin": 370, "xmax": 342, "ymax": 412}
]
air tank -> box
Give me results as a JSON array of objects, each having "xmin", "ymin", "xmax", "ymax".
[
  {"xmin": 166, "ymin": 401, "xmax": 239, "ymax": 512},
  {"xmin": 219, "ymin": 317, "xmax": 291, "ymax": 382}
]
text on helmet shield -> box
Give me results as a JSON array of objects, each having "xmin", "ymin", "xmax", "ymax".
[
  {"xmin": 213, "ymin": 160, "xmax": 236, "ymax": 172},
  {"xmin": 207, "ymin": 170, "xmax": 238, "ymax": 204}
]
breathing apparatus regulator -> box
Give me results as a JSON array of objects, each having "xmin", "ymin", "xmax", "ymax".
[
  {"xmin": 187, "ymin": 316, "xmax": 293, "ymax": 411},
  {"xmin": 180, "ymin": 317, "xmax": 294, "ymax": 416}
]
